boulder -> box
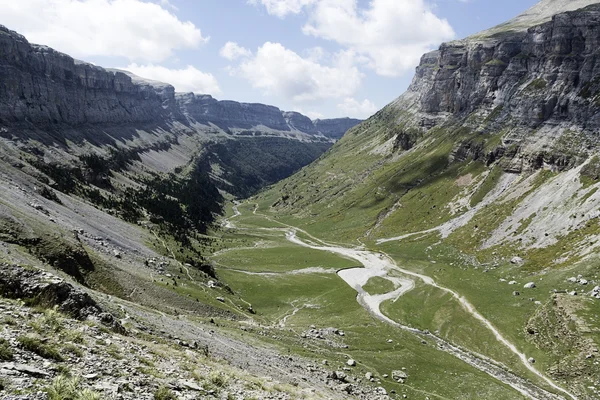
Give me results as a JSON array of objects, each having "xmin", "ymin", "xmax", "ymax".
[
  {"xmin": 392, "ymin": 370, "xmax": 408, "ymax": 383},
  {"xmin": 524, "ymin": 282, "xmax": 536, "ymax": 289}
]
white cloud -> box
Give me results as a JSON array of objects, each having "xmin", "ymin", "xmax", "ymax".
[
  {"xmin": 0, "ymin": 0, "xmax": 206, "ymax": 62},
  {"xmin": 248, "ymin": 0, "xmax": 316, "ymax": 17},
  {"xmin": 234, "ymin": 42, "xmax": 362, "ymax": 103},
  {"xmin": 219, "ymin": 42, "xmax": 252, "ymax": 61},
  {"xmin": 337, "ymin": 97, "xmax": 378, "ymax": 118},
  {"xmin": 302, "ymin": 0, "xmax": 455, "ymax": 77},
  {"xmin": 159, "ymin": 0, "xmax": 178, "ymax": 10},
  {"xmin": 124, "ymin": 64, "xmax": 221, "ymax": 95},
  {"xmin": 251, "ymin": 0, "xmax": 454, "ymax": 77}
]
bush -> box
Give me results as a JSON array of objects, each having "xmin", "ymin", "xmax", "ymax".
[{"xmin": 210, "ymin": 371, "xmax": 229, "ymax": 387}]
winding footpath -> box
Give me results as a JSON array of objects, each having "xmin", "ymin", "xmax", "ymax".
[
  {"xmin": 222, "ymin": 205, "xmax": 577, "ymax": 400},
  {"xmin": 286, "ymin": 230, "xmax": 573, "ymax": 400}
]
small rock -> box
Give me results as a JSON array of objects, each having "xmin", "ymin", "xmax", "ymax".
[
  {"xmin": 513, "ymin": 291, "xmax": 520, "ymax": 296},
  {"xmin": 2, "ymin": 363, "xmax": 50, "ymax": 377},
  {"xmin": 329, "ymin": 371, "xmax": 347, "ymax": 382},
  {"xmin": 392, "ymin": 370, "xmax": 408, "ymax": 383},
  {"xmin": 524, "ymin": 282, "xmax": 536, "ymax": 289},
  {"xmin": 216, "ymin": 297, "xmax": 225, "ymax": 302},
  {"xmin": 511, "ymin": 256, "xmax": 524, "ymax": 265},
  {"xmin": 508, "ymin": 281, "xmax": 518, "ymax": 285},
  {"xmin": 179, "ymin": 380, "xmax": 204, "ymax": 391},
  {"xmin": 528, "ymin": 357, "xmax": 536, "ymax": 364},
  {"xmin": 347, "ymin": 359, "xmax": 356, "ymax": 367}
]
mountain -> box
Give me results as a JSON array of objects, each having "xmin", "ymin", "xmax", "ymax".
[
  {"xmin": 0, "ymin": 24, "xmax": 371, "ymax": 399},
  {"xmin": 3, "ymin": 2, "xmax": 600, "ymax": 399},
  {"xmin": 251, "ymin": 1, "xmax": 600, "ymax": 397},
  {"xmin": 0, "ymin": 28, "xmax": 358, "ymax": 139},
  {"xmin": 0, "ymin": 24, "xmax": 361, "ymax": 198}
]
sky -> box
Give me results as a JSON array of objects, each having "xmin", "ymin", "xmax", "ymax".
[{"xmin": 1, "ymin": 0, "xmax": 540, "ymax": 119}]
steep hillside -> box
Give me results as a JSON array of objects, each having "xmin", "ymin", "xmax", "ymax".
[
  {"xmin": 0, "ymin": 24, "xmax": 374, "ymax": 400},
  {"xmin": 251, "ymin": 1, "xmax": 600, "ymax": 398}
]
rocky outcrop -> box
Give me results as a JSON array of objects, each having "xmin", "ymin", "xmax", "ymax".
[
  {"xmin": 0, "ymin": 263, "xmax": 124, "ymax": 333},
  {"xmin": 0, "ymin": 26, "xmax": 178, "ymax": 126},
  {"xmin": 391, "ymin": 1, "xmax": 600, "ymax": 172}
]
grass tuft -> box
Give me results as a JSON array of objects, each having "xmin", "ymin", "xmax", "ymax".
[
  {"xmin": 0, "ymin": 338, "xmax": 14, "ymax": 361},
  {"xmin": 154, "ymin": 386, "xmax": 178, "ymax": 400},
  {"xmin": 17, "ymin": 335, "xmax": 64, "ymax": 361},
  {"xmin": 45, "ymin": 375, "xmax": 102, "ymax": 400}
]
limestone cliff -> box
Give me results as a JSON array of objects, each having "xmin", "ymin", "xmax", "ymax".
[
  {"xmin": 0, "ymin": 25, "xmax": 360, "ymax": 140},
  {"xmin": 390, "ymin": 1, "xmax": 600, "ymax": 172}
]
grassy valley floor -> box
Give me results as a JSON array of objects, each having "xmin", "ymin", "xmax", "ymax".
[{"xmin": 208, "ymin": 202, "xmax": 592, "ymax": 399}]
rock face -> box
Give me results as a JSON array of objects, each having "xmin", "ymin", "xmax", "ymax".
[
  {"xmin": 0, "ymin": 263, "xmax": 124, "ymax": 333},
  {"xmin": 314, "ymin": 118, "xmax": 363, "ymax": 139},
  {"xmin": 0, "ymin": 26, "xmax": 177, "ymax": 126},
  {"xmin": 176, "ymin": 93, "xmax": 289, "ymax": 131},
  {"xmin": 176, "ymin": 93, "xmax": 360, "ymax": 138},
  {"xmin": 390, "ymin": 1, "xmax": 600, "ymax": 172},
  {"xmin": 0, "ymin": 24, "xmax": 360, "ymax": 139}
]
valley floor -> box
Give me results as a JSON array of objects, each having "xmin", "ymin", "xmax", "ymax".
[{"xmin": 210, "ymin": 201, "xmax": 600, "ymax": 400}]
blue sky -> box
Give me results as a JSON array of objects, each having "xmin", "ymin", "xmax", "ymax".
[{"xmin": 2, "ymin": 0, "xmax": 539, "ymax": 119}]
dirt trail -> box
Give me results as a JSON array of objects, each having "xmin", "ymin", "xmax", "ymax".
[
  {"xmin": 286, "ymin": 230, "xmax": 573, "ymax": 400},
  {"xmin": 377, "ymin": 172, "xmax": 519, "ymax": 244}
]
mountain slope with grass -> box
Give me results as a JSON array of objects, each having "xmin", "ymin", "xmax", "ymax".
[
  {"xmin": 0, "ymin": 23, "xmax": 375, "ymax": 400},
  {"xmin": 249, "ymin": 1, "xmax": 600, "ymax": 398}
]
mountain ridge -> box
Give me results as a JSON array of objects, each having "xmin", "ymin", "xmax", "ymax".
[
  {"xmin": 253, "ymin": 3, "xmax": 600, "ymax": 397},
  {"xmin": 0, "ymin": 26, "xmax": 360, "ymax": 138}
]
